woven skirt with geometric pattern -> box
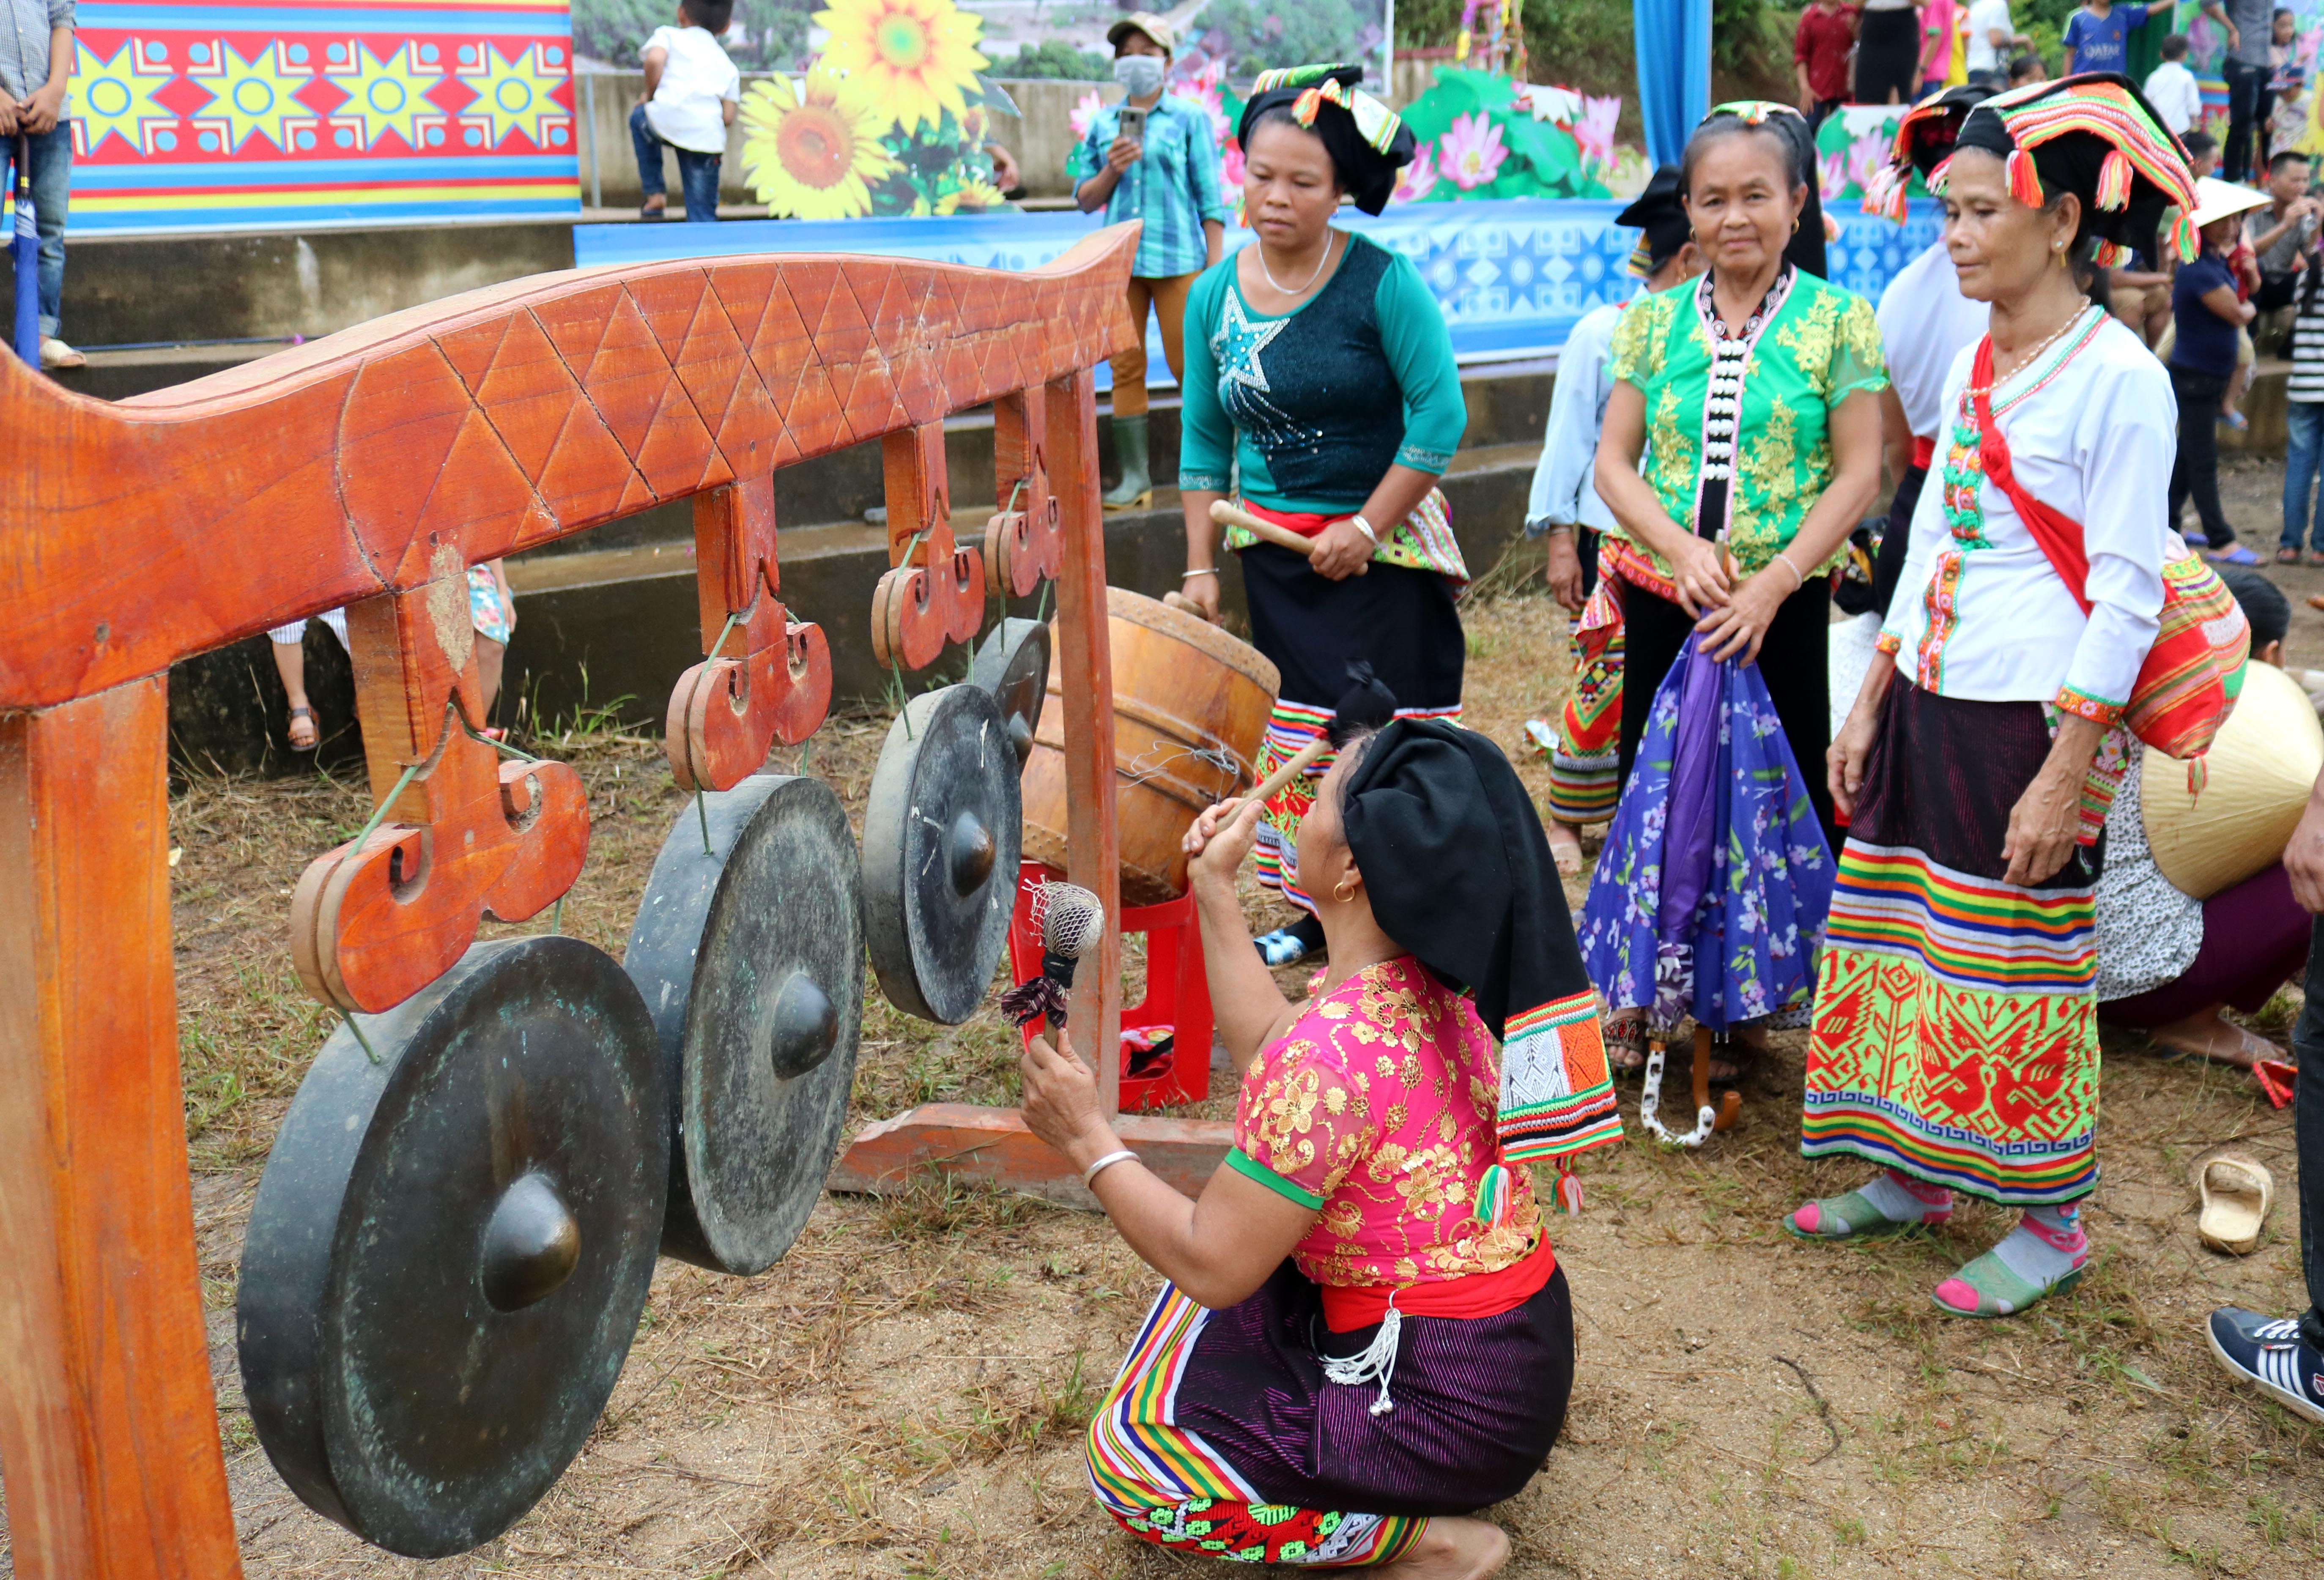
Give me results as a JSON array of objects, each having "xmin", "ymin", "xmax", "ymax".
[{"xmin": 1802, "ymin": 679, "xmax": 2106, "ymax": 1206}]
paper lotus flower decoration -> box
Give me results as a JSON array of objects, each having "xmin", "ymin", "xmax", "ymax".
[
  {"xmin": 1393, "ymin": 144, "xmax": 1440, "ymax": 203},
  {"xmin": 1439, "ymin": 111, "xmax": 1508, "ymax": 190},
  {"xmin": 1514, "ymin": 82, "xmax": 1582, "ymax": 124},
  {"xmin": 812, "ymin": 0, "xmax": 989, "ymax": 136},
  {"xmin": 740, "ymin": 66, "xmax": 904, "ymax": 220},
  {"xmin": 1575, "ymin": 95, "xmax": 1620, "ymax": 170},
  {"xmin": 1069, "ymin": 88, "xmax": 1104, "ymax": 140}
]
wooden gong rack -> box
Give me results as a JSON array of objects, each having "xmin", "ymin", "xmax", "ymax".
[{"xmin": 0, "ymin": 220, "xmax": 1225, "ymax": 1578}]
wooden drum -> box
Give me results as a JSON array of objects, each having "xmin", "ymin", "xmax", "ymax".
[{"xmin": 1022, "ymin": 587, "xmax": 1280, "ymax": 906}]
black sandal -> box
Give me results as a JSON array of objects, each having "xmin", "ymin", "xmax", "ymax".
[
  {"xmin": 1606, "ymin": 1020, "xmax": 1648, "ymax": 1077},
  {"xmin": 287, "ymin": 704, "xmax": 318, "ymax": 750}
]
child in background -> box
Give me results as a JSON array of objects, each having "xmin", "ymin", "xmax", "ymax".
[
  {"xmin": 2185, "ymin": 128, "xmax": 2222, "ymax": 180},
  {"xmin": 2147, "ymin": 33, "xmax": 2204, "ymax": 135},
  {"xmin": 2171, "ymin": 184, "xmax": 2267, "ymax": 562},
  {"xmin": 2063, "ymin": 0, "xmax": 2151, "ymax": 77},
  {"xmin": 2225, "ymin": 204, "xmax": 2264, "ymax": 429},
  {"xmin": 1920, "ymin": 0, "xmax": 1968, "ymax": 96},
  {"xmin": 630, "ymin": 0, "xmax": 740, "ymax": 222},
  {"xmin": 2275, "ymin": 67, "xmax": 2313, "ymax": 157}
]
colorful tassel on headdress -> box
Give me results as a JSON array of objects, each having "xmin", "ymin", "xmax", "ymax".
[
  {"xmin": 2006, "ymin": 148, "xmax": 2044, "ymax": 206},
  {"xmin": 1926, "ymin": 154, "xmax": 1954, "ymax": 195},
  {"xmin": 2169, "ymin": 209, "xmax": 2200, "ymax": 261},
  {"xmin": 1473, "ymin": 1162, "xmax": 1512, "ymax": 1227},
  {"xmin": 2091, "ymin": 238, "xmax": 2127, "ymax": 267},
  {"xmin": 1292, "ymin": 86, "xmax": 1324, "ymax": 126},
  {"xmin": 1626, "ymin": 237, "xmax": 1654, "ymax": 279},
  {"xmin": 2096, "ymin": 148, "xmax": 2134, "ymax": 211},
  {"xmin": 1555, "ymin": 1159, "xmax": 1584, "ymax": 1215},
  {"xmin": 1861, "ymin": 162, "xmax": 1911, "ymax": 222}
]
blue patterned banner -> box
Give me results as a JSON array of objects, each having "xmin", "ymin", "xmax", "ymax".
[{"xmin": 573, "ymin": 198, "xmax": 1945, "ymax": 377}]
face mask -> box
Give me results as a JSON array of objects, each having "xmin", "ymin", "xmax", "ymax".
[{"xmin": 1114, "ymin": 55, "xmax": 1165, "ymax": 99}]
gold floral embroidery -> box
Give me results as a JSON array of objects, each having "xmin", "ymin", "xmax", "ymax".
[{"xmin": 1771, "ymin": 287, "xmax": 1843, "ymax": 382}]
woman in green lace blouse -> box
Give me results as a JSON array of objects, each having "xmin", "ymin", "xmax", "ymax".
[{"xmin": 1595, "ymin": 102, "xmax": 1888, "ymax": 857}]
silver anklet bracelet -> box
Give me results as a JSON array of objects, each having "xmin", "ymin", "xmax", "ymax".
[{"xmin": 1082, "ymin": 1148, "xmax": 1138, "ymax": 1187}]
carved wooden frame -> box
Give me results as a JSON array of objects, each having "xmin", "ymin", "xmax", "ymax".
[{"xmin": 0, "ymin": 224, "xmax": 1220, "ymax": 1579}]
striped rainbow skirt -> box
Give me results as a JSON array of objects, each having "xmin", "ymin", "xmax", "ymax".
[{"xmin": 1802, "ymin": 680, "xmax": 2105, "ymax": 1206}]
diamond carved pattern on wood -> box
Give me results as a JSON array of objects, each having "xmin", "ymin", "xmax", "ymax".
[{"xmin": 0, "ymin": 222, "xmax": 1138, "ymax": 712}]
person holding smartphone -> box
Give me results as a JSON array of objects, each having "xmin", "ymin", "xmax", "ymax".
[{"xmin": 1069, "ymin": 13, "xmax": 1229, "ymax": 511}]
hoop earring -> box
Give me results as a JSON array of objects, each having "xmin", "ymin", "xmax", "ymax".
[
  {"xmin": 1333, "ymin": 876, "xmax": 1358, "ymax": 903},
  {"xmin": 1792, "ymin": 217, "xmax": 1801, "ymax": 235}
]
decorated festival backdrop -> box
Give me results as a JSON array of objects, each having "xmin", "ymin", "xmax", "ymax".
[{"xmin": 57, "ymin": 0, "xmax": 580, "ymax": 234}]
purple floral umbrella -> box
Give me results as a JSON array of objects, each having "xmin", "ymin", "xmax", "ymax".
[{"xmin": 1579, "ymin": 631, "xmax": 1835, "ymax": 1043}]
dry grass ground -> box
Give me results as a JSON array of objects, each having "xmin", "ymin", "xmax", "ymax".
[{"xmin": 7, "ymin": 453, "xmax": 2324, "ymax": 1578}]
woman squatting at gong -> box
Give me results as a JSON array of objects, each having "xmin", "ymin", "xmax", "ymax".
[
  {"xmin": 1588, "ymin": 101, "xmax": 1888, "ymax": 1080},
  {"xmin": 1018, "ymin": 719, "xmax": 1620, "ymax": 1575},
  {"xmin": 1173, "ymin": 63, "xmax": 1469, "ymax": 970}
]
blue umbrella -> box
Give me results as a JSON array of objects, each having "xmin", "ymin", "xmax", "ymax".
[
  {"xmin": 1579, "ymin": 630, "xmax": 1836, "ymax": 1038},
  {"xmin": 12, "ymin": 136, "xmax": 38, "ymax": 366}
]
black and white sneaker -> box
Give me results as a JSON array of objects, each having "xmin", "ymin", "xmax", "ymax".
[{"xmin": 2207, "ymin": 1307, "xmax": 2324, "ymax": 1426}]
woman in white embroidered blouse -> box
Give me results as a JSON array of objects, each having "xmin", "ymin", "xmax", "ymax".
[{"xmin": 1789, "ymin": 75, "xmax": 2195, "ymax": 1320}]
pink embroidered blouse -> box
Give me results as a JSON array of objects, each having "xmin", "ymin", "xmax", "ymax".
[{"xmin": 1229, "ymin": 956, "xmax": 1542, "ymax": 1289}]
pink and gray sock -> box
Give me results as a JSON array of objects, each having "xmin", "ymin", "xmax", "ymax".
[
  {"xmin": 1932, "ymin": 1203, "xmax": 2088, "ymax": 1317},
  {"xmin": 1788, "ymin": 1169, "xmax": 1954, "ymax": 1238}
]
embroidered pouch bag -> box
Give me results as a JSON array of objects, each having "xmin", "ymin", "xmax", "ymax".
[{"xmin": 1968, "ymin": 336, "xmax": 2248, "ymax": 760}]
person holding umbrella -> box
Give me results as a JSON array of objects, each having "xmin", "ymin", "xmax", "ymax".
[
  {"xmin": 1587, "ymin": 100, "xmax": 1888, "ymax": 1077},
  {"xmin": 1792, "ymin": 75, "xmax": 2200, "ymax": 1319}
]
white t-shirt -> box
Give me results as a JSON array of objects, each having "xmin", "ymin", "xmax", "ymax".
[
  {"xmin": 1964, "ymin": 0, "xmax": 2014, "ymax": 75},
  {"xmin": 1883, "ymin": 308, "xmax": 2172, "ymax": 717},
  {"xmin": 2143, "ymin": 60, "xmax": 2203, "ymax": 136},
  {"xmin": 1875, "ymin": 241, "xmax": 1990, "ymax": 441},
  {"xmin": 642, "ymin": 25, "xmax": 740, "ymax": 154}
]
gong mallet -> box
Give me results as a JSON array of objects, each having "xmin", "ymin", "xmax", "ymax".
[
  {"xmin": 1233, "ymin": 659, "xmax": 1402, "ymax": 807},
  {"xmin": 1209, "ymin": 500, "xmax": 1370, "ymax": 576},
  {"xmin": 999, "ymin": 879, "xmax": 1107, "ymax": 1030}
]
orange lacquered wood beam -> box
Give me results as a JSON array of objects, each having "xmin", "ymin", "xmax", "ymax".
[
  {"xmin": 1046, "ymin": 368, "xmax": 1125, "ymax": 1116},
  {"xmin": 828, "ymin": 1104, "xmax": 1234, "ymax": 1209},
  {"xmin": 0, "ymin": 680, "xmax": 242, "ymax": 1578},
  {"xmin": 0, "ymin": 225, "xmax": 1139, "ymax": 712}
]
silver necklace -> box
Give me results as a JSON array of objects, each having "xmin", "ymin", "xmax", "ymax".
[
  {"xmin": 1987, "ymin": 306, "xmax": 2086, "ymax": 389},
  {"xmin": 1259, "ymin": 232, "xmax": 1335, "ymax": 296}
]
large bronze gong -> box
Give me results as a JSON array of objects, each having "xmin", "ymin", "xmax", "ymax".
[
  {"xmin": 236, "ymin": 936, "xmax": 667, "ymax": 1559},
  {"xmin": 863, "ymin": 683, "xmax": 1022, "ymax": 1024},
  {"xmin": 625, "ymin": 774, "xmax": 865, "ymax": 1275},
  {"xmin": 967, "ymin": 616, "xmax": 1051, "ymax": 769}
]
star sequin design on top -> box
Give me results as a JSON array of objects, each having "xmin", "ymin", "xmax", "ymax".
[{"xmin": 1213, "ymin": 288, "xmax": 1322, "ymax": 458}]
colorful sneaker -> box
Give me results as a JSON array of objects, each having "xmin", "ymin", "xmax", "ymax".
[{"xmin": 2206, "ymin": 1308, "xmax": 2324, "ymax": 1426}]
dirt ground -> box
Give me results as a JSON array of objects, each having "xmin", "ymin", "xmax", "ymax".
[{"xmin": 9, "ymin": 454, "xmax": 2324, "ymax": 1580}]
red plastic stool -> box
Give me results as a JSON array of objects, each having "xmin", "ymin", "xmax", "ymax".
[{"xmin": 1006, "ymin": 860, "xmax": 1213, "ymax": 1111}]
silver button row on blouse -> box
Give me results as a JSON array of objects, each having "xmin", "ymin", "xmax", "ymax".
[{"xmin": 1701, "ymin": 340, "xmax": 1748, "ymax": 481}]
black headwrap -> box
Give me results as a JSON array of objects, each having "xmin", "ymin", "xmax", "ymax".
[
  {"xmin": 1945, "ymin": 73, "xmax": 2200, "ymax": 263},
  {"xmin": 1616, "ymin": 164, "xmax": 1691, "ymax": 277},
  {"xmin": 1338, "ymin": 718, "xmax": 1622, "ymax": 1164},
  {"xmin": 1237, "ymin": 63, "xmax": 1417, "ymax": 217}
]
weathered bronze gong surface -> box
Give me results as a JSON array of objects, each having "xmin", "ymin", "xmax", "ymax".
[
  {"xmin": 862, "ymin": 683, "xmax": 1023, "ymax": 1024},
  {"xmin": 236, "ymin": 936, "xmax": 667, "ymax": 1559},
  {"xmin": 968, "ymin": 616, "xmax": 1052, "ymax": 770},
  {"xmin": 625, "ymin": 773, "xmax": 865, "ymax": 1275}
]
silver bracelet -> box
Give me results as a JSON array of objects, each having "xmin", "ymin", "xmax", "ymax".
[
  {"xmin": 1081, "ymin": 1148, "xmax": 1138, "ymax": 1187},
  {"xmin": 1183, "ymin": 567, "xmax": 1219, "ymax": 579},
  {"xmin": 1770, "ymin": 553, "xmax": 1805, "ymax": 591},
  {"xmin": 1347, "ymin": 514, "xmax": 1379, "ymax": 547}
]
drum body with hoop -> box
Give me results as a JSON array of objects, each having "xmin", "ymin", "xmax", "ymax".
[{"xmin": 1020, "ymin": 587, "xmax": 1279, "ymax": 906}]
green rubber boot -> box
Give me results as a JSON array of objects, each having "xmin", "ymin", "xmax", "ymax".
[{"xmin": 1104, "ymin": 413, "xmax": 1152, "ymax": 511}]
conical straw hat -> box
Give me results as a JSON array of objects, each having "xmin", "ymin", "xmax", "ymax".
[{"xmin": 2143, "ymin": 662, "xmax": 2324, "ymax": 900}]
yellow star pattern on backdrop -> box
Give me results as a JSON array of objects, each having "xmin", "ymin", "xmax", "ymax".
[
  {"xmin": 196, "ymin": 39, "xmax": 316, "ymax": 154},
  {"xmin": 72, "ymin": 37, "xmax": 186, "ymax": 156},
  {"xmin": 325, "ymin": 41, "xmax": 447, "ymax": 151},
  {"xmin": 453, "ymin": 41, "xmax": 568, "ymax": 148}
]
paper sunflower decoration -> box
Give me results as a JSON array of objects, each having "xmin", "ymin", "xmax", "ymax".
[
  {"xmin": 813, "ymin": 0, "xmax": 989, "ymax": 137},
  {"xmin": 740, "ymin": 66, "xmax": 903, "ymax": 221}
]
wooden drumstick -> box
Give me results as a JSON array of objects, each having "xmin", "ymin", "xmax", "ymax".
[
  {"xmin": 1244, "ymin": 738, "xmax": 1331, "ymax": 806},
  {"xmin": 1208, "ymin": 500, "xmax": 1370, "ymax": 576},
  {"xmin": 1162, "ymin": 589, "xmax": 1210, "ymax": 618}
]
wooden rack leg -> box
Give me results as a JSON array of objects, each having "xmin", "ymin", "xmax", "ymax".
[
  {"xmin": 0, "ymin": 679, "xmax": 243, "ymax": 1579},
  {"xmin": 1048, "ymin": 365, "xmax": 1124, "ymax": 1117}
]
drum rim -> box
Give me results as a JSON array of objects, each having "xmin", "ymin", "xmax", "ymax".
[{"xmin": 1104, "ymin": 583, "xmax": 1282, "ymax": 696}]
